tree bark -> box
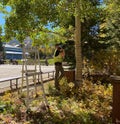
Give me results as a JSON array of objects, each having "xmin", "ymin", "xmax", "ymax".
[{"xmin": 75, "ymin": 7, "xmax": 82, "ymax": 85}]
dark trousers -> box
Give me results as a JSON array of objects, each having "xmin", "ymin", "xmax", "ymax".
[{"xmin": 55, "ymin": 64, "xmax": 64, "ymax": 90}]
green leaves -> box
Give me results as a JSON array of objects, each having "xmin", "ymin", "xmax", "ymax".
[{"xmin": 100, "ymin": 0, "xmax": 120, "ymax": 49}]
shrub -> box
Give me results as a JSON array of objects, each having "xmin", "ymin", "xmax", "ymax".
[{"xmin": 0, "ymin": 78, "xmax": 112, "ymax": 123}]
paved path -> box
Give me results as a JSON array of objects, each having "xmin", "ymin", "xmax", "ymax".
[
  {"xmin": 0, "ymin": 64, "xmax": 55, "ymax": 78},
  {"xmin": 0, "ymin": 64, "xmax": 55, "ymax": 91}
]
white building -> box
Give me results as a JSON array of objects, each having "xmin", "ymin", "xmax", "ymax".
[{"xmin": 3, "ymin": 44, "xmax": 23, "ymax": 60}]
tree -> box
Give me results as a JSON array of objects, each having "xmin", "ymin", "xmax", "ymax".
[
  {"xmin": 96, "ymin": 0, "xmax": 120, "ymax": 74},
  {"xmin": 56, "ymin": 0, "xmax": 100, "ymax": 84},
  {"xmin": 3, "ymin": 0, "xmax": 100, "ymax": 85},
  {"xmin": 100, "ymin": 0, "xmax": 120, "ymax": 50}
]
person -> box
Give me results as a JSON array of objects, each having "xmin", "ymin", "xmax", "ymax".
[{"xmin": 54, "ymin": 44, "xmax": 65, "ymax": 90}]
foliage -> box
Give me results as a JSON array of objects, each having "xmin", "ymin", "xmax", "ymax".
[
  {"xmin": 90, "ymin": 49, "xmax": 120, "ymax": 75},
  {"xmin": 0, "ymin": 79, "xmax": 112, "ymax": 123},
  {"xmin": 99, "ymin": 0, "xmax": 120, "ymax": 51},
  {"xmin": 0, "ymin": 28, "xmax": 3, "ymax": 52},
  {"xmin": 63, "ymin": 40, "xmax": 76, "ymax": 69},
  {"xmin": 1, "ymin": 0, "xmax": 105, "ymax": 83},
  {"xmin": 0, "ymin": 26, "xmax": 4, "ymax": 59}
]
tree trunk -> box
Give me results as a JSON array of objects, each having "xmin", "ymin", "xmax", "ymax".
[{"xmin": 75, "ymin": 7, "xmax": 82, "ymax": 85}]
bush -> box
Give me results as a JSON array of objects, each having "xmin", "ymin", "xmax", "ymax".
[
  {"xmin": 48, "ymin": 78, "xmax": 112, "ymax": 123},
  {"xmin": 0, "ymin": 78, "xmax": 112, "ymax": 123}
]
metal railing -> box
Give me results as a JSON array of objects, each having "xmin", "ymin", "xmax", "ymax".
[{"xmin": 0, "ymin": 71, "xmax": 55, "ymax": 94}]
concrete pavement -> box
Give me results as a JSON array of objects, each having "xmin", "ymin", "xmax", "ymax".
[
  {"xmin": 0, "ymin": 64, "xmax": 55, "ymax": 92},
  {"xmin": 0, "ymin": 64, "xmax": 55, "ymax": 78}
]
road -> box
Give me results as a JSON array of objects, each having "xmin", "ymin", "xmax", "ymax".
[
  {"xmin": 0, "ymin": 64, "xmax": 55, "ymax": 78},
  {"xmin": 0, "ymin": 64, "xmax": 55, "ymax": 91}
]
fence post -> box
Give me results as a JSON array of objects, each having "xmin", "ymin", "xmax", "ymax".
[
  {"xmin": 110, "ymin": 75, "xmax": 120, "ymax": 124},
  {"xmin": 10, "ymin": 80, "xmax": 13, "ymax": 90}
]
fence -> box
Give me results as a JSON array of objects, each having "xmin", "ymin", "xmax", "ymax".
[{"xmin": 0, "ymin": 71, "xmax": 55, "ymax": 94}]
